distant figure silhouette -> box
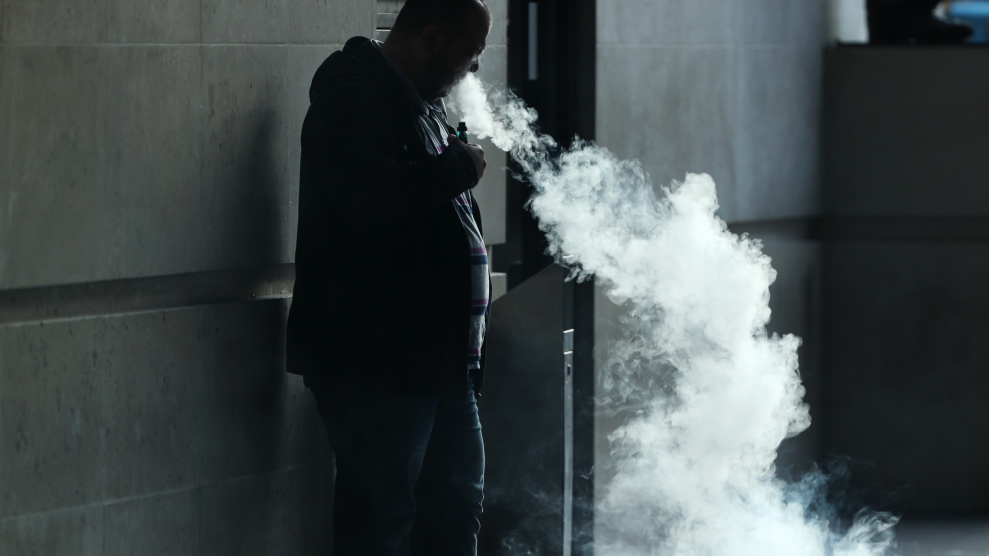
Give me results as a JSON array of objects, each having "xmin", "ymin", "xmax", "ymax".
[{"xmin": 868, "ymin": 0, "xmax": 974, "ymax": 43}]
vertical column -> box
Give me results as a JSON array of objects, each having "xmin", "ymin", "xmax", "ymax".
[{"xmin": 563, "ymin": 328, "xmax": 575, "ymax": 556}]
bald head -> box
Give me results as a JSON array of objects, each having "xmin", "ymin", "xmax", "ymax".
[
  {"xmin": 391, "ymin": 0, "xmax": 491, "ymax": 41},
  {"xmin": 382, "ymin": 0, "xmax": 491, "ymax": 100}
]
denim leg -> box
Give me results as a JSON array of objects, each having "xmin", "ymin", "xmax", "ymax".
[
  {"xmin": 308, "ymin": 382, "xmax": 440, "ymax": 556},
  {"xmin": 409, "ymin": 382, "xmax": 485, "ymax": 556}
]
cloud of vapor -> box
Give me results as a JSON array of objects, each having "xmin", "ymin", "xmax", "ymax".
[{"xmin": 448, "ymin": 74, "xmax": 898, "ymax": 556}]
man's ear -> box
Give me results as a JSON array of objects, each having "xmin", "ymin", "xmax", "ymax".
[{"xmin": 419, "ymin": 24, "xmax": 446, "ymax": 55}]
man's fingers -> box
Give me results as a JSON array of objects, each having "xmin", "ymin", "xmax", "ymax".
[{"xmin": 447, "ymin": 135, "xmax": 485, "ymax": 182}]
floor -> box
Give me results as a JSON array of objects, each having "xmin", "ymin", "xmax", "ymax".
[{"xmin": 895, "ymin": 520, "xmax": 989, "ymax": 556}]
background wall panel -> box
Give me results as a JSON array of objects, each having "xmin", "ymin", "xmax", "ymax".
[
  {"xmin": 102, "ymin": 489, "xmax": 201, "ymax": 556},
  {"xmin": 202, "ymin": 45, "xmax": 293, "ymax": 271},
  {"xmin": 102, "ymin": 308, "xmax": 207, "ymax": 500},
  {"xmin": 202, "ymin": 0, "xmax": 293, "ymax": 44},
  {"xmin": 290, "ymin": 1, "xmax": 376, "ymax": 45},
  {"xmin": 597, "ymin": 0, "xmax": 735, "ymax": 46},
  {"xmin": 596, "ymin": 2, "xmax": 826, "ymax": 225},
  {"xmin": 2, "ymin": 0, "xmax": 106, "ymax": 43},
  {"xmin": 105, "ymin": 46, "xmax": 205, "ymax": 279},
  {"xmin": 0, "ymin": 504, "xmax": 105, "ymax": 556},
  {"xmin": 0, "ymin": 46, "xmax": 107, "ymax": 289},
  {"xmin": 596, "ymin": 45, "xmax": 737, "ymax": 218},
  {"xmin": 733, "ymin": 46, "xmax": 821, "ymax": 221},
  {"xmin": 0, "ymin": 318, "xmax": 108, "ymax": 518},
  {"xmin": 104, "ymin": 0, "xmax": 201, "ymax": 44},
  {"xmin": 0, "ymin": 299, "xmax": 332, "ymax": 552},
  {"xmin": 0, "ymin": 0, "xmax": 375, "ymax": 552}
]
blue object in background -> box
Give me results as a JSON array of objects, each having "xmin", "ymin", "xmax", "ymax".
[{"xmin": 948, "ymin": 1, "xmax": 989, "ymax": 42}]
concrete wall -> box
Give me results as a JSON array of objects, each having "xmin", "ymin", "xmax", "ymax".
[
  {"xmin": 0, "ymin": 0, "xmax": 374, "ymax": 553},
  {"xmin": 592, "ymin": 0, "xmax": 830, "ymax": 536},
  {"xmin": 596, "ymin": 0, "xmax": 826, "ymax": 224},
  {"xmin": 828, "ymin": 0, "xmax": 868, "ymax": 42}
]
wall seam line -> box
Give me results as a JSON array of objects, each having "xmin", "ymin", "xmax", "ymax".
[
  {"xmin": 0, "ymin": 462, "xmax": 324, "ymax": 523},
  {"xmin": 0, "ymin": 264, "xmax": 295, "ymax": 326}
]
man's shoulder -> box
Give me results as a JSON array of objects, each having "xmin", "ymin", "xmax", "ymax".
[{"xmin": 309, "ymin": 43, "xmax": 387, "ymax": 106}]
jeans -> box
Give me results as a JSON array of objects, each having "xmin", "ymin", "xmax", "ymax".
[{"xmin": 306, "ymin": 375, "xmax": 484, "ymax": 556}]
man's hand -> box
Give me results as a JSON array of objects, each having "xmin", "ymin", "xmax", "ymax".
[{"xmin": 449, "ymin": 134, "xmax": 486, "ymax": 184}]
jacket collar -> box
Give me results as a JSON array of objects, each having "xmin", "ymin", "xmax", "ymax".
[{"xmin": 346, "ymin": 36, "xmax": 428, "ymax": 116}]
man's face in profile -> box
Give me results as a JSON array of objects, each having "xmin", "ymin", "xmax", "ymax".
[{"xmin": 421, "ymin": 18, "xmax": 488, "ymax": 100}]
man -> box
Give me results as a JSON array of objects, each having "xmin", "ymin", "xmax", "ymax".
[
  {"xmin": 286, "ymin": 0, "xmax": 492, "ymax": 555},
  {"xmin": 868, "ymin": 0, "xmax": 973, "ymax": 43}
]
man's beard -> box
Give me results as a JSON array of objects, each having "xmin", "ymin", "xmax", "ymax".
[{"xmin": 421, "ymin": 55, "xmax": 470, "ymax": 100}]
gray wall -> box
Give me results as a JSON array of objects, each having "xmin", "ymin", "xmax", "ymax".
[
  {"xmin": 591, "ymin": 0, "xmax": 830, "ymax": 536},
  {"xmin": 596, "ymin": 0, "xmax": 826, "ymax": 223},
  {"xmin": 0, "ymin": 1, "xmax": 373, "ymax": 553}
]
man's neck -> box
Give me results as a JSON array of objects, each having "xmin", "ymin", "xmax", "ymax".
[{"xmin": 381, "ymin": 38, "xmax": 427, "ymax": 99}]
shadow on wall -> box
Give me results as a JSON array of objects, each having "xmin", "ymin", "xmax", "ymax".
[
  {"xmin": 209, "ymin": 88, "xmax": 285, "ymax": 469},
  {"xmin": 204, "ymin": 92, "xmax": 287, "ymax": 268},
  {"xmin": 234, "ymin": 110, "xmax": 284, "ymax": 264},
  {"xmin": 197, "ymin": 91, "xmax": 333, "ymax": 552}
]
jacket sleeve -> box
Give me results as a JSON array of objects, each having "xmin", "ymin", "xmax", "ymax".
[{"xmin": 307, "ymin": 81, "xmax": 479, "ymax": 221}]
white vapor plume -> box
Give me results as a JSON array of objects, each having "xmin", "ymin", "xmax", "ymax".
[{"xmin": 448, "ymin": 74, "xmax": 898, "ymax": 556}]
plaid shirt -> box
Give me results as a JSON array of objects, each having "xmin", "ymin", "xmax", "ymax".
[{"xmin": 416, "ymin": 100, "xmax": 490, "ymax": 369}]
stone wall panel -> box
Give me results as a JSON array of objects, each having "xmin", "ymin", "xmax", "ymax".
[
  {"xmin": 290, "ymin": 0, "xmax": 375, "ymax": 45},
  {"xmin": 202, "ymin": 46, "xmax": 293, "ymax": 271},
  {"xmin": 105, "ymin": 0, "xmax": 201, "ymax": 43},
  {"xmin": 2, "ymin": 0, "xmax": 105, "ymax": 43},
  {"xmin": 102, "ymin": 308, "xmax": 207, "ymax": 500},
  {"xmin": 199, "ymin": 300, "xmax": 322, "ymax": 483},
  {"xmin": 0, "ymin": 505, "xmax": 104, "ymax": 556},
  {"xmin": 734, "ymin": 47, "xmax": 822, "ymax": 221},
  {"xmin": 103, "ymin": 489, "xmax": 200, "ymax": 556},
  {"xmin": 0, "ymin": 0, "xmax": 491, "ymax": 548},
  {"xmin": 105, "ymin": 46, "xmax": 205, "ymax": 280},
  {"xmin": 202, "ymin": 0, "xmax": 290, "ymax": 44},
  {"xmin": 597, "ymin": 0, "xmax": 735, "ymax": 46},
  {"xmin": 0, "ymin": 319, "xmax": 107, "ymax": 518},
  {"xmin": 0, "ymin": 46, "xmax": 107, "ymax": 289},
  {"xmin": 596, "ymin": 45, "xmax": 738, "ymax": 221},
  {"xmin": 200, "ymin": 466, "xmax": 326, "ymax": 556},
  {"xmin": 0, "ymin": 297, "xmax": 329, "ymax": 521},
  {"xmin": 737, "ymin": 0, "xmax": 827, "ymax": 46}
]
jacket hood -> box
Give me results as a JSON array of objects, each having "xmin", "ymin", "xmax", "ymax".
[{"xmin": 308, "ymin": 36, "xmax": 428, "ymax": 116}]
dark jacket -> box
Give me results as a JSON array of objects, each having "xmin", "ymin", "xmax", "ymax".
[{"xmin": 287, "ymin": 36, "xmax": 486, "ymax": 397}]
